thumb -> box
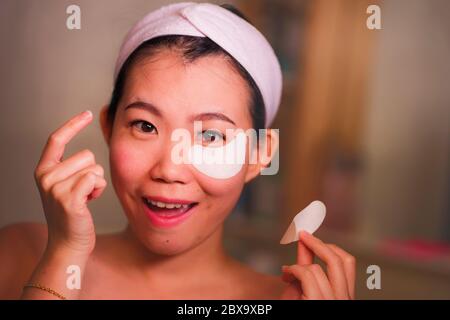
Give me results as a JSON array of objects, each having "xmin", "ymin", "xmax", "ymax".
[{"xmin": 297, "ymin": 236, "xmax": 314, "ymax": 265}]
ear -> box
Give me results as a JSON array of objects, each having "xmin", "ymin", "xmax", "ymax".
[
  {"xmin": 244, "ymin": 129, "xmax": 279, "ymax": 183},
  {"xmin": 99, "ymin": 105, "xmax": 112, "ymax": 146}
]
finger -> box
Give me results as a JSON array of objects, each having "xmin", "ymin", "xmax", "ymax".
[
  {"xmin": 281, "ymin": 268, "xmax": 296, "ymax": 283},
  {"xmin": 308, "ymin": 264, "xmax": 335, "ymax": 300},
  {"xmin": 282, "ymin": 265, "xmax": 323, "ymax": 300},
  {"xmin": 51, "ymin": 167, "xmax": 106, "ymax": 209},
  {"xmin": 37, "ymin": 110, "xmax": 93, "ymax": 173},
  {"xmin": 72, "ymin": 172, "xmax": 106, "ymax": 208},
  {"xmin": 72, "ymin": 166, "xmax": 107, "ymax": 201},
  {"xmin": 280, "ymin": 267, "xmax": 302, "ymax": 300},
  {"xmin": 39, "ymin": 150, "xmax": 98, "ymax": 190},
  {"xmin": 299, "ymin": 231, "xmax": 349, "ymax": 299},
  {"xmin": 87, "ymin": 176, "xmax": 107, "ymax": 201},
  {"xmin": 328, "ymin": 244, "xmax": 356, "ymax": 299},
  {"xmin": 297, "ymin": 238, "xmax": 314, "ymax": 266}
]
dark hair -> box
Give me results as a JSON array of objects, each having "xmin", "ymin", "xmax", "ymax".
[{"xmin": 107, "ymin": 4, "xmax": 266, "ymax": 131}]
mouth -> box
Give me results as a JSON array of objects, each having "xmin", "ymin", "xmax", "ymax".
[{"xmin": 142, "ymin": 196, "xmax": 198, "ymax": 228}]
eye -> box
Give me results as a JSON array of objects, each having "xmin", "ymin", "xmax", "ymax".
[
  {"xmin": 130, "ymin": 120, "xmax": 157, "ymax": 134},
  {"xmin": 197, "ymin": 129, "xmax": 225, "ymax": 145}
]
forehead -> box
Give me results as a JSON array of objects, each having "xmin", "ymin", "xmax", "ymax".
[{"xmin": 120, "ymin": 50, "xmax": 251, "ymax": 119}]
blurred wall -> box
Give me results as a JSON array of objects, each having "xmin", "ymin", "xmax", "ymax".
[{"xmin": 360, "ymin": 0, "xmax": 450, "ymax": 242}]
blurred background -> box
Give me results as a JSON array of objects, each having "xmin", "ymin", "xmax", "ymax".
[{"xmin": 0, "ymin": 0, "xmax": 449, "ymax": 299}]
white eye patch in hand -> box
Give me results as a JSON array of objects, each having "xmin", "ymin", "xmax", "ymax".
[{"xmin": 280, "ymin": 200, "xmax": 326, "ymax": 245}]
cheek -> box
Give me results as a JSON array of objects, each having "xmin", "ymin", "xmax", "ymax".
[
  {"xmin": 192, "ymin": 164, "xmax": 247, "ymax": 198},
  {"xmin": 109, "ymin": 139, "xmax": 151, "ymax": 187}
]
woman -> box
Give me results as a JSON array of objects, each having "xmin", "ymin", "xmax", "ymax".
[{"xmin": 0, "ymin": 2, "xmax": 355, "ymax": 300}]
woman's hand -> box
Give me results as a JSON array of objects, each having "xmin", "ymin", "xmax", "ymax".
[
  {"xmin": 34, "ymin": 110, "xmax": 107, "ymax": 256},
  {"xmin": 279, "ymin": 231, "xmax": 356, "ymax": 300}
]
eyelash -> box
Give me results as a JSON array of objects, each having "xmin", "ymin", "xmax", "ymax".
[
  {"xmin": 198, "ymin": 129, "xmax": 226, "ymax": 143},
  {"xmin": 129, "ymin": 120, "xmax": 225, "ymax": 143},
  {"xmin": 129, "ymin": 120, "xmax": 157, "ymax": 134}
]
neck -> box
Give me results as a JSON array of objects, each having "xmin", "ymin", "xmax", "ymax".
[{"xmin": 116, "ymin": 223, "xmax": 233, "ymax": 284}]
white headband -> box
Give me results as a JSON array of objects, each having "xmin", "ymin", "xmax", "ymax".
[{"xmin": 114, "ymin": 2, "xmax": 283, "ymax": 127}]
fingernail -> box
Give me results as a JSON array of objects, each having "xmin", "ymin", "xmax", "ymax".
[{"xmin": 81, "ymin": 110, "xmax": 92, "ymax": 119}]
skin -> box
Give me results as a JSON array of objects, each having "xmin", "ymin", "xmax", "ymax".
[{"xmin": 0, "ymin": 50, "xmax": 355, "ymax": 300}]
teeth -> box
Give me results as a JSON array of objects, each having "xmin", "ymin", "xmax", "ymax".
[
  {"xmin": 148, "ymin": 199, "xmax": 191, "ymax": 209},
  {"xmin": 156, "ymin": 201, "xmax": 165, "ymax": 208}
]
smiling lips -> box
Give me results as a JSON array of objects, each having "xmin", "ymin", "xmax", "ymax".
[{"xmin": 142, "ymin": 196, "xmax": 198, "ymax": 227}]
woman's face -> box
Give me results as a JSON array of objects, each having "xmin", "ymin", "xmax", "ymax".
[{"xmin": 106, "ymin": 49, "xmax": 259, "ymax": 255}]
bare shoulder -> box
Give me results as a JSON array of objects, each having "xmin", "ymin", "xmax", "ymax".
[
  {"xmin": 0, "ymin": 222, "xmax": 48, "ymax": 299},
  {"xmin": 229, "ymin": 260, "xmax": 285, "ymax": 299}
]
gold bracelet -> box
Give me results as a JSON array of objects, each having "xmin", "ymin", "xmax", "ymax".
[{"xmin": 23, "ymin": 283, "xmax": 66, "ymax": 300}]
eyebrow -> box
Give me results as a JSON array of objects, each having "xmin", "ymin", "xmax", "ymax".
[
  {"xmin": 125, "ymin": 100, "xmax": 235, "ymax": 125},
  {"xmin": 124, "ymin": 101, "xmax": 162, "ymax": 117},
  {"xmin": 190, "ymin": 112, "xmax": 236, "ymax": 126}
]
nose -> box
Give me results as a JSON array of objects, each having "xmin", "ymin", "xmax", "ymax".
[{"xmin": 149, "ymin": 138, "xmax": 191, "ymax": 184}]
